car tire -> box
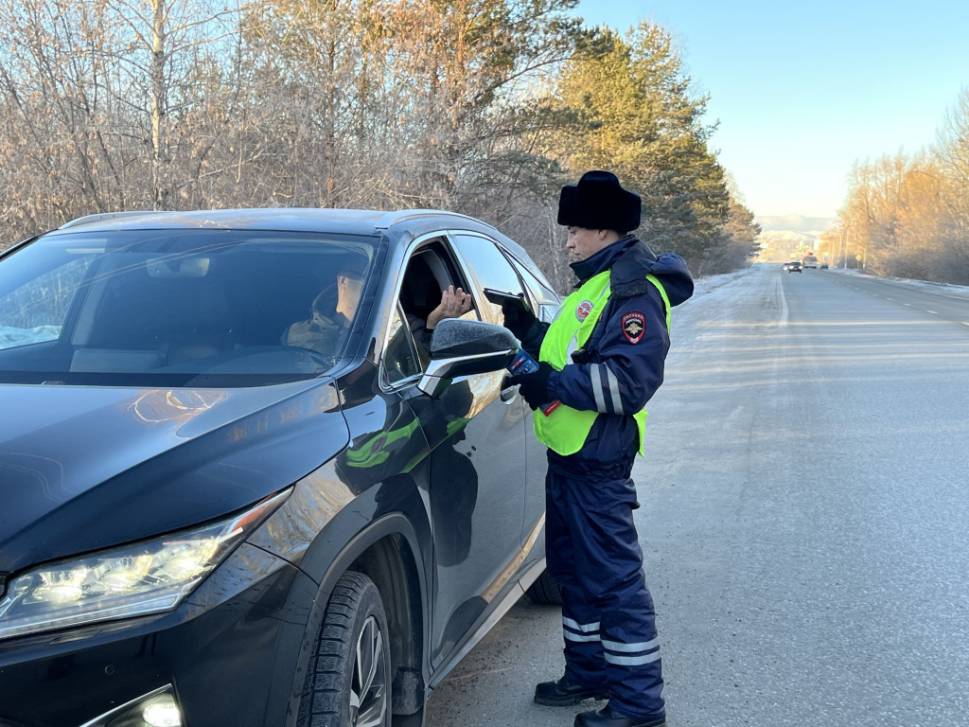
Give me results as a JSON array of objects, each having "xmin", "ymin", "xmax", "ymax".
[
  {"xmin": 298, "ymin": 571, "xmax": 392, "ymax": 727},
  {"xmin": 526, "ymin": 569, "xmax": 563, "ymax": 606}
]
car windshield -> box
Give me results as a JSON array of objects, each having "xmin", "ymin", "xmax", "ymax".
[{"xmin": 0, "ymin": 229, "xmax": 377, "ymax": 387}]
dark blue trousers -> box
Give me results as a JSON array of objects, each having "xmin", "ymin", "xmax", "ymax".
[{"xmin": 545, "ymin": 465, "xmax": 665, "ymax": 719}]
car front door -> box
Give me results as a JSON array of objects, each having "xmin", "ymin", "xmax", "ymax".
[
  {"xmin": 386, "ymin": 236, "xmax": 527, "ymax": 668},
  {"xmin": 447, "ymin": 230, "xmax": 556, "ymax": 551}
]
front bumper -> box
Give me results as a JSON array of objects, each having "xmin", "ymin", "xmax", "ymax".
[{"xmin": 0, "ymin": 544, "xmax": 317, "ymax": 727}]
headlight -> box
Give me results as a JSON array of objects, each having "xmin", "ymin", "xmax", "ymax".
[{"xmin": 0, "ymin": 489, "xmax": 290, "ymax": 641}]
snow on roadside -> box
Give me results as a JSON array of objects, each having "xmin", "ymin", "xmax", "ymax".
[
  {"xmin": 828, "ymin": 268, "xmax": 969, "ymax": 299},
  {"xmin": 690, "ymin": 267, "xmax": 755, "ymax": 297},
  {"xmin": 666, "ymin": 265, "xmax": 765, "ymax": 341}
]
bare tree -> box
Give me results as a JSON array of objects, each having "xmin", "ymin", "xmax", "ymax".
[{"xmin": 0, "ymin": 0, "xmax": 761, "ymax": 280}]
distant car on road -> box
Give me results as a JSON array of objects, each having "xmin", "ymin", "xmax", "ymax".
[
  {"xmin": 802, "ymin": 254, "xmax": 818, "ymax": 269},
  {"xmin": 784, "ymin": 261, "xmax": 802, "ymax": 273},
  {"xmin": 0, "ymin": 208, "xmax": 561, "ymax": 727},
  {"xmin": 820, "ymin": 263, "xmax": 829, "ymax": 269}
]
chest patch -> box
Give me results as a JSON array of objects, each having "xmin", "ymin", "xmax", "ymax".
[
  {"xmin": 621, "ymin": 312, "xmax": 646, "ymax": 344},
  {"xmin": 575, "ymin": 300, "xmax": 594, "ymax": 322}
]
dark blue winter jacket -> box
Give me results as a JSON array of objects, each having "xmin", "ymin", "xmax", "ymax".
[{"xmin": 522, "ymin": 235, "xmax": 694, "ymax": 479}]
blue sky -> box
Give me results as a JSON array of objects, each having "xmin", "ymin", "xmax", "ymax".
[{"xmin": 572, "ymin": 0, "xmax": 969, "ymax": 219}]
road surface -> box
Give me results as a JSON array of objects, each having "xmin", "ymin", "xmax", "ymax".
[{"xmin": 426, "ymin": 265, "xmax": 969, "ymax": 727}]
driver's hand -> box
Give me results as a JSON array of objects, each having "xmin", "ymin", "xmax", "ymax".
[{"xmin": 428, "ymin": 285, "xmax": 473, "ymax": 329}]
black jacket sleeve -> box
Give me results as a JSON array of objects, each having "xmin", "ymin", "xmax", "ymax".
[{"xmin": 519, "ymin": 319, "xmax": 550, "ymax": 359}]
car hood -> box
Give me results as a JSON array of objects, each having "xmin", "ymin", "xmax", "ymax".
[{"xmin": 0, "ymin": 380, "xmax": 348, "ymax": 574}]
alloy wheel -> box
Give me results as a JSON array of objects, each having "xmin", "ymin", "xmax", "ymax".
[{"xmin": 349, "ymin": 615, "xmax": 388, "ymax": 727}]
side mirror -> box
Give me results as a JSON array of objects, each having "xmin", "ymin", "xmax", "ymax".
[{"xmin": 417, "ymin": 318, "xmax": 518, "ymax": 398}]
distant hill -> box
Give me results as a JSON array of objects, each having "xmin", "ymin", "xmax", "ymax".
[
  {"xmin": 757, "ymin": 229, "xmax": 820, "ymax": 263},
  {"xmin": 753, "ymin": 215, "xmax": 834, "ymax": 262},
  {"xmin": 757, "ymin": 215, "xmax": 836, "ymax": 235},
  {"xmin": 760, "ymin": 230, "xmax": 815, "ymax": 245}
]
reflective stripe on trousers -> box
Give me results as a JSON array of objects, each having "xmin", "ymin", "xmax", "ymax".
[{"xmin": 545, "ymin": 466, "xmax": 665, "ymax": 719}]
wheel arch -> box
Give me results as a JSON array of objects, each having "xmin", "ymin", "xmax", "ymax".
[
  {"xmin": 349, "ymin": 531, "xmax": 426, "ymax": 719},
  {"xmin": 286, "ymin": 513, "xmax": 430, "ymax": 726}
]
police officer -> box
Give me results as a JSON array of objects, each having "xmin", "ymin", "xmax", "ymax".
[{"xmin": 505, "ymin": 171, "xmax": 694, "ymax": 727}]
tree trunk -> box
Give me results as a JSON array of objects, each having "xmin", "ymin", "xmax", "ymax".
[{"xmin": 150, "ymin": 0, "xmax": 167, "ymax": 210}]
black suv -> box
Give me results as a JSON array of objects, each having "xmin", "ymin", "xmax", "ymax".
[{"xmin": 0, "ymin": 209, "xmax": 561, "ymax": 727}]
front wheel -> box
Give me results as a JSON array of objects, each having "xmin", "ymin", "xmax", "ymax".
[{"xmin": 298, "ymin": 571, "xmax": 392, "ymax": 727}]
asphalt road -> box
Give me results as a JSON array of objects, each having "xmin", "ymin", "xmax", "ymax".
[{"xmin": 425, "ymin": 265, "xmax": 969, "ymax": 727}]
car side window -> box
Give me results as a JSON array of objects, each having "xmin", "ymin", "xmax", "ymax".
[
  {"xmin": 449, "ymin": 234, "xmax": 531, "ymax": 324},
  {"xmin": 507, "ymin": 256, "xmax": 561, "ymax": 323},
  {"xmin": 396, "ymin": 240, "xmax": 481, "ymax": 369},
  {"xmin": 383, "ymin": 301, "xmax": 422, "ymax": 386}
]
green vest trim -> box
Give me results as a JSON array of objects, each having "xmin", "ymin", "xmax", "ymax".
[{"xmin": 534, "ymin": 272, "xmax": 670, "ymax": 457}]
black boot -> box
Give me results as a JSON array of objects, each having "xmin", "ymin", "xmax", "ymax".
[
  {"xmin": 533, "ymin": 675, "xmax": 608, "ymax": 706},
  {"xmin": 574, "ymin": 705, "xmax": 666, "ymax": 727}
]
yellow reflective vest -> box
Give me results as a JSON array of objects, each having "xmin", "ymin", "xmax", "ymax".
[{"xmin": 534, "ymin": 271, "xmax": 671, "ymax": 457}]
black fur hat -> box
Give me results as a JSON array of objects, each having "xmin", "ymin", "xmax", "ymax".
[{"xmin": 557, "ymin": 170, "xmax": 641, "ymax": 233}]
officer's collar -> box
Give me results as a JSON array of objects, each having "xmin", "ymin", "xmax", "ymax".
[{"xmin": 570, "ymin": 234, "xmax": 638, "ymax": 286}]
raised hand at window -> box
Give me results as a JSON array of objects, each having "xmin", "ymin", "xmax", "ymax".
[{"xmin": 427, "ymin": 285, "xmax": 473, "ymax": 330}]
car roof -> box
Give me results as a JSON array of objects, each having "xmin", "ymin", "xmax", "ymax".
[
  {"xmin": 52, "ymin": 208, "xmax": 486, "ymax": 236},
  {"xmin": 45, "ymin": 207, "xmax": 538, "ymax": 273}
]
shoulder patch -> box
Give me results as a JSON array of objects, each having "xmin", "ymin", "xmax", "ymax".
[
  {"xmin": 621, "ymin": 312, "xmax": 646, "ymax": 344},
  {"xmin": 576, "ymin": 300, "xmax": 594, "ymax": 322}
]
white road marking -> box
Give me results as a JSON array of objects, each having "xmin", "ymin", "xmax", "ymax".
[
  {"xmin": 927, "ymin": 310, "xmax": 939, "ymax": 315},
  {"xmin": 776, "ymin": 274, "xmax": 789, "ymax": 327},
  {"xmin": 903, "ymin": 303, "xmax": 913, "ymax": 307},
  {"xmin": 962, "ymin": 322, "xmax": 969, "ymax": 328}
]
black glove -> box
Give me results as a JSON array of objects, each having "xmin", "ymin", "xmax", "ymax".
[
  {"xmin": 508, "ymin": 361, "xmax": 555, "ymax": 410},
  {"xmin": 501, "ymin": 300, "xmax": 538, "ymax": 340}
]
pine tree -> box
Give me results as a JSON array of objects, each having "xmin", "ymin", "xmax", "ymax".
[{"xmin": 552, "ymin": 22, "xmax": 737, "ymax": 272}]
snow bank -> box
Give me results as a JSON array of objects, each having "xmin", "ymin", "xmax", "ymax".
[
  {"xmin": 691, "ymin": 267, "xmax": 754, "ymax": 297},
  {"xmin": 828, "ymin": 268, "xmax": 969, "ymax": 299}
]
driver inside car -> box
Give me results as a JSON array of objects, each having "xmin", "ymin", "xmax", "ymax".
[
  {"xmin": 284, "ymin": 259, "xmax": 367, "ymax": 357},
  {"xmin": 286, "ymin": 257, "xmax": 474, "ymax": 361}
]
